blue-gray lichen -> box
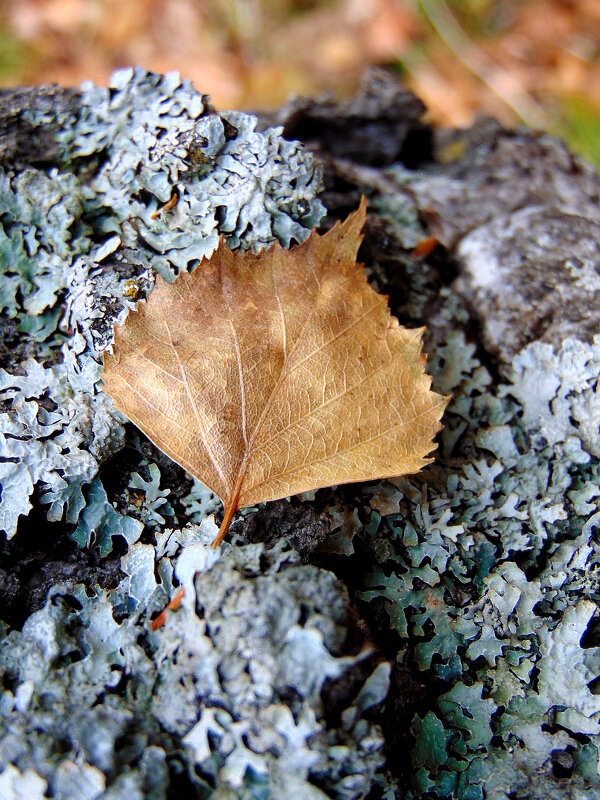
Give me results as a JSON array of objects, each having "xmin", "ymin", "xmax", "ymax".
[
  {"xmin": 356, "ymin": 330, "xmax": 600, "ymax": 799},
  {"xmin": 61, "ymin": 67, "xmax": 324, "ymax": 281},
  {"xmin": 0, "ymin": 524, "xmax": 388, "ymax": 799},
  {"xmin": 0, "ymin": 340, "xmax": 126, "ymax": 537}
]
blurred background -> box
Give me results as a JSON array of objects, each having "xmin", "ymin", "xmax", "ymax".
[{"xmin": 1, "ymin": 0, "xmax": 600, "ymax": 167}]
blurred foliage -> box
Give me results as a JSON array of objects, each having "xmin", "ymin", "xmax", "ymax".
[
  {"xmin": 1, "ymin": 0, "xmax": 600, "ymax": 168},
  {"xmin": 556, "ymin": 93, "xmax": 600, "ymax": 171},
  {"xmin": 0, "ymin": 26, "xmax": 29, "ymax": 82}
]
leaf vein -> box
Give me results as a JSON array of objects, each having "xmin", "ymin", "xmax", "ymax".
[
  {"xmin": 157, "ymin": 297, "xmax": 227, "ymax": 488},
  {"xmin": 246, "ymin": 403, "xmax": 441, "ymax": 496}
]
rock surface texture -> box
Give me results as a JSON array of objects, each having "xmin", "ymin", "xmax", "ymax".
[{"xmin": 1, "ymin": 68, "xmax": 599, "ymax": 799}]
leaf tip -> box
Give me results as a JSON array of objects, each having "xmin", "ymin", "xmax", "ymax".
[{"xmin": 341, "ymin": 194, "xmax": 368, "ymax": 239}]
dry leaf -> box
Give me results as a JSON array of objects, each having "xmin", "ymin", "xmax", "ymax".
[{"xmin": 103, "ymin": 199, "xmax": 447, "ymax": 546}]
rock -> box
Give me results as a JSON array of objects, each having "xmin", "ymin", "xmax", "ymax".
[{"xmin": 456, "ymin": 207, "xmax": 600, "ymax": 360}]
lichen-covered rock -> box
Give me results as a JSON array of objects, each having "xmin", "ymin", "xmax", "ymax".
[
  {"xmin": 60, "ymin": 68, "xmax": 324, "ymax": 271},
  {"xmin": 0, "ymin": 524, "xmax": 388, "ymax": 799},
  {"xmin": 0, "ymin": 342, "xmax": 126, "ymax": 538},
  {"xmin": 404, "ymin": 119, "xmax": 600, "ymax": 249},
  {"xmin": 2, "ymin": 70, "xmax": 600, "ymax": 800},
  {"xmin": 272, "ymin": 81, "xmax": 600, "ymax": 798},
  {"xmin": 0, "ymin": 84, "xmax": 81, "ymax": 165},
  {"xmin": 355, "ymin": 327, "xmax": 600, "ymax": 798}
]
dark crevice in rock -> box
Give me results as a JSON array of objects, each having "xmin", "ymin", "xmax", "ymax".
[
  {"xmin": 0, "ymin": 504, "xmax": 124, "ymax": 630},
  {"xmin": 234, "ymin": 498, "xmax": 331, "ymax": 561}
]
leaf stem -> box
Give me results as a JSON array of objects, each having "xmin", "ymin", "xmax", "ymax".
[
  {"xmin": 212, "ymin": 502, "xmax": 238, "ymax": 547},
  {"xmin": 211, "ymin": 473, "xmax": 244, "ymax": 547}
]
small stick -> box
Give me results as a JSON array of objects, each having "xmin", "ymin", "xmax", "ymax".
[
  {"xmin": 211, "ymin": 503, "xmax": 238, "ymax": 548},
  {"xmin": 211, "ymin": 477, "xmax": 244, "ymax": 548},
  {"xmin": 411, "ymin": 236, "xmax": 438, "ymax": 259},
  {"xmin": 151, "ymin": 192, "xmax": 179, "ymax": 220},
  {"xmin": 151, "ymin": 586, "xmax": 185, "ymax": 631}
]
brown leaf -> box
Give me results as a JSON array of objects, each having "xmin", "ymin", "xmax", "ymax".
[{"xmin": 102, "ymin": 199, "xmax": 447, "ymax": 546}]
